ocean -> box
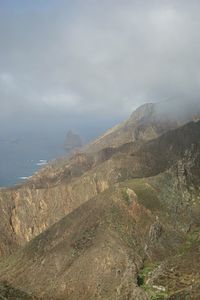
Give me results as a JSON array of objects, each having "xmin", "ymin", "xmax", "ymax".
[
  {"xmin": 0, "ymin": 118, "xmax": 121, "ymax": 188},
  {"xmin": 0, "ymin": 134, "xmax": 66, "ymax": 187}
]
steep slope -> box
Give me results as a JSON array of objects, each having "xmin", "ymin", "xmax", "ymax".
[
  {"xmin": 0, "ymin": 183, "xmax": 182, "ymax": 300},
  {"xmin": 0, "ymin": 149, "xmax": 199, "ymax": 299},
  {"xmin": 0, "ymin": 282, "xmax": 36, "ymax": 300},
  {"xmin": 0, "ymin": 120, "xmax": 199, "ymax": 259},
  {"xmin": 64, "ymin": 130, "xmax": 82, "ymax": 152},
  {"xmin": 135, "ymin": 145, "xmax": 200, "ymax": 299},
  {"xmin": 0, "ymin": 121, "xmax": 200, "ymax": 299},
  {"xmin": 85, "ymin": 102, "xmax": 200, "ymax": 153}
]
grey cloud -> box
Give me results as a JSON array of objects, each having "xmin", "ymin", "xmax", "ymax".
[{"xmin": 0, "ymin": 0, "xmax": 200, "ymax": 124}]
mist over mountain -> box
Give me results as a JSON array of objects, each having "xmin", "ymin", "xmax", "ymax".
[
  {"xmin": 1, "ymin": 0, "xmax": 200, "ymax": 126},
  {"xmin": 0, "ymin": 102, "xmax": 200, "ymax": 299},
  {"xmin": 1, "ymin": 1, "xmax": 200, "ymax": 299},
  {"xmin": 1, "ymin": 0, "xmax": 200, "ymax": 187}
]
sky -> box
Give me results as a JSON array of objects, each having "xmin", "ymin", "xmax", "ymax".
[{"xmin": 1, "ymin": 0, "xmax": 200, "ymax": 139}]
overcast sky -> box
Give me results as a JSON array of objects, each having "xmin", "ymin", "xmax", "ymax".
[{"xmin": 1, "ymin": 0, "xmax": 200, "ymax": 137}]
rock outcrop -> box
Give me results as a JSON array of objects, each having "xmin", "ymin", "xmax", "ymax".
[
  {"xmin": 0, "ymin": 102, "xmax": 200, "ymax": 299},
  {"xmin": 85, "ymin": 102, "xmax": 200, "ymax": 153},
  {"xmin": 64, "ymin": 130, "xmax": 82, "ymax": 152}
]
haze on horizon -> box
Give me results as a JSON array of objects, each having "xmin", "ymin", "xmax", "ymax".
[{"xmin": 0, "ymin": 0, "xmax": 200, "ymax": 139}]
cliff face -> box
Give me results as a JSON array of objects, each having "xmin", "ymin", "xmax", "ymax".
[
  {"xmin": 1, "ymin": 121, "xmax": 199, "ymax": 259},
  {"xmin": 64, "ymin": 130, "xmax": 82, "ymax": 152},
  {"xmin": 0, "ymin": 103, "xmax": 200, "ymax": 299},
  {"xmin": 84, "ymin": 102, "xmax": 200, "ymax": 153},
  {"xmin": 0, "ymin": 168, "xmax": 109, "ymax": 257},
  {"xmin": 0, "ymin": 132, "xmax": 199, "ymax": 299},
  {"xmin": 0, "ymin": 187, "xmax": 152, "ymax": 299}
]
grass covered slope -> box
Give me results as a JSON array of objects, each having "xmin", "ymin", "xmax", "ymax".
[
  {"xmin": 0, "ymin": 121, "xmax": 199, "ymax": 260},
  {"xmin": 1, "ymin": 153, "xmax": 200, "ymax": 299},
  {"xmin": 0, "ymin": 104, "xmax": 200, "ymax": 299},
  {"xmin": 0, "ymin": 186, "xmax": 152, "ymax": 299}
]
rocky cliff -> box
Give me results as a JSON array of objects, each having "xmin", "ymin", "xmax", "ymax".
[
  {"xmin": 64, "ymin": 130, "xmax": 82, "ymax": 152},
  {"xmin": 0, "ymin": 103, "xmax": 200, "ymax": 299},
  {"xmin": 84, "ymin": 102, "xmax": 200, "ymax": 153}
]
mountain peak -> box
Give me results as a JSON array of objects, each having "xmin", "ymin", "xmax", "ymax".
[{"xmin": 130, "ymin": 102, "xmax": 155, "ymax": 122}]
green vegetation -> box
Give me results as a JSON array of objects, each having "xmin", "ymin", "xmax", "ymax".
[
  {"xmin": 121, "ymin": 178, "xmax": 161, "ymax": 211},
  {"xmin": 0, "ymin": 281, "xmax": 34, "ymax": 299},
  {"xmin": 179, "ymin": 231, "xmax": 199, "ymax": 255},
  {"xmin": 105, "ymin": 202, "xmax": 136, "ymax": 248},
  {"xmin": 143, "ymin": 285, "xmax": 168, "ymax": 300},
  {"xmin": 137, "ymin": 263, "xmax": 155, "ymax": 286},
  {"xmin": 138, "ymin": 263, "xmax": 169, "ymax": 300},
  {"xmin": 121, "ymin": 190, "xmax": 132, "ymax": 206}
]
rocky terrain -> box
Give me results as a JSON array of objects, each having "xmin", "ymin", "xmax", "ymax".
[
  {"xmin": 0, "ymin": 102, "xmax": 200, "ymax": 299},
  {"xmin": 64, "ymin": 130, "xmax": 82, "ymax": 153}
]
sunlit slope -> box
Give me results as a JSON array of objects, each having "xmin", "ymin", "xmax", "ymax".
[{"xmin": 0, "ymin": 121, "xmax": 199, "ymax": 299}]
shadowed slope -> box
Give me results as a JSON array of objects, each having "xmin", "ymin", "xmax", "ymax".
[
  {"xmin": 0, "ymin": 121, "xmax": 199, "ymax": 259},
  {"xmin": 0, "ymin": 180, "xmax": 184, "ymax": 300},
  {"xmin": 1, "ymin": 155, "xmax": 200, "ymax": 299},
  {"xmin": 85, "ymin": 102, "xmax": 200, "ymax": 153},
  {"xmin": 0, "ymin": 187, "xmax": 152, "ymax": 299}
]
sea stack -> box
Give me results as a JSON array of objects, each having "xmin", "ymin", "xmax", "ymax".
[{"xmin": 64, "ymin": 130, "xmax": 82, "ymax": 152}]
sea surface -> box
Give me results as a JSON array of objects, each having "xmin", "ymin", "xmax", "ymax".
[
  {"xmin": 0, "ymin": 117, "xmax": 122, "ymax": 188},
  {"xmin": 0, "ymin": 134, "xmax": 66, "ymax": 187}
]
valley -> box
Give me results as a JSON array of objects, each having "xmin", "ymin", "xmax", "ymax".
[{"xmin": 0, "ymin": 103, "xmax": 200, "ymax": 299}]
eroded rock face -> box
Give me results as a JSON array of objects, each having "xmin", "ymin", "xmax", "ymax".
[
  {"xmin": 0, "ymin": 175, "xmax": 110, "ymax": 257},
  {"xmin": 85, "ymin": 102, "xmax": 200, "ymax": 153},
  {"xmin": 0, "ymin": 121, "xmax": 200, "ymax": 259},
  {"xmin": 149, "ymin": 220, "xmax": 163, "ymax": 244},
  {"xmin": 0, "ymin": 187, "xmax": 164, "ymax": 299},
  {"xmin": 0, "ymin": 105, "xmax": 200, "ymax": 299}
]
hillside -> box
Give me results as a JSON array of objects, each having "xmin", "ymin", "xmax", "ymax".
[
  {"xmin": 84, "ymin": 102, "xmax": 200, "ymax": 153},
  {"xmin": 0, "ymin": 103, "xmax": 200, "ymax": 299},
  {"xmin": 0, "ymin": 120, "xmax": 199, "ymax": 258},
  {"xmin": 0, "ymin": 123, "xmax": 200, "ymax": 298}
]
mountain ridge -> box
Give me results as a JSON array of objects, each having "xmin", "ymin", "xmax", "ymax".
[
  {"xmin": 0, "ymin": 102, "xmax": 200, "ymax": 299},
  {"xmin": 85, "ymin": 101, "xmax": 200, "ymax": 153}
]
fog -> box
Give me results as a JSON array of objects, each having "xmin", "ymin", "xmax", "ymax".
[
  {"xmin": 1, "ymin": 1, "xmax": 200, "ymax": 127},
  {"xmin": 1, "ymin": 0, "xmax": 200, "ymax": 185}
]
